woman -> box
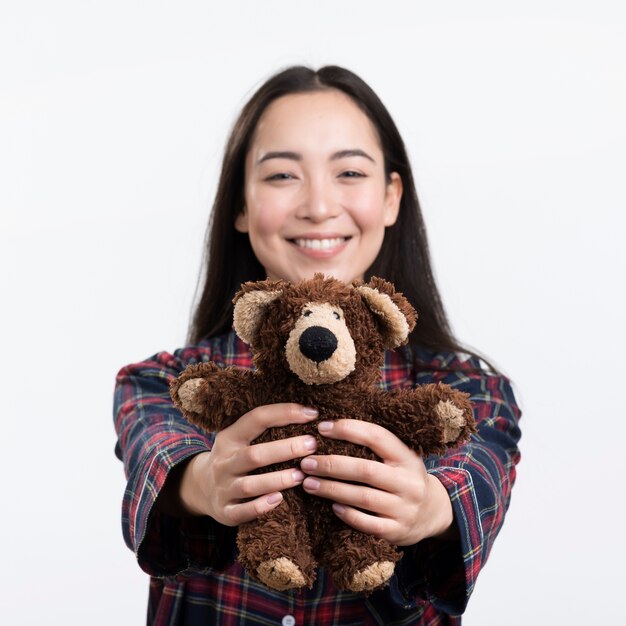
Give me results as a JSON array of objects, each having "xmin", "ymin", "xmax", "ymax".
[{"xmin": 114, "ymin": 65, "xmax": 521, "ymax": 625}]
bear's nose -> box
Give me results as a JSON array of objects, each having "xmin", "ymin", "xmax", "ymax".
[{"xmin": 299, "ymin": 326, "xmax": 338, "ymax": 363}]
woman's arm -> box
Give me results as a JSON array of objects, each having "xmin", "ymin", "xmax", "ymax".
[
  {"xmin": 413, "ymin": 360, "xmax": 522, "ymax": 614},
  {"xmin": 114, "ymin": 347, "xmax": 234, "ymax": 576}
]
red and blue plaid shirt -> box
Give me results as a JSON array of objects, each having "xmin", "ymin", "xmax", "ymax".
[{"xmin": 114, "ymin": 331, "xmax": 521, "ymax": 625}]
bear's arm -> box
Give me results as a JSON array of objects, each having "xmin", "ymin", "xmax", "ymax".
[
  {"xmin": 368, "ymin": 383, "xmax": 476, "ymax": 456},
  {"xmin": 170, "ymin": 362, "xmax": 258, "ymax": 432}
]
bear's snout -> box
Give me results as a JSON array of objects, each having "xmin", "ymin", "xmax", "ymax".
[
  {"xmin": 285, "ymin": 301, "xmax": 357, "ymax": 385},
  {"xmin": 299, "ymin": 326, "xmax": 338, "ymax": 363}
]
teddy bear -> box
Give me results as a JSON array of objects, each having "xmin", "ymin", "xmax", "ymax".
[{"xmin": 170, "ymin": 274, "xmax": 475, "ymax": 593}]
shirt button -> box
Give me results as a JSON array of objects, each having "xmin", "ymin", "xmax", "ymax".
[{"xmin": 282, "ymin": 616, "xmax": 296, "ymax": 626}]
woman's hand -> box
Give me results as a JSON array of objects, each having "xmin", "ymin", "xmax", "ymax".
[
  {"xmin": 300, "ymin": 419, "xmax": 456, "ymax": 546},
  {"xmin": 160, "ymin": 404, "xmax": 319, "ymax": 525}
]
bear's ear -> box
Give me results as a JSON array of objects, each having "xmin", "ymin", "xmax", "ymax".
[
  {"xmin": 232, "ymin": 280, "xmax": 284, "ymax": 346},
  {"xmin": 355, "ymin": 277, "xmax": 417, "ymax": 348}
]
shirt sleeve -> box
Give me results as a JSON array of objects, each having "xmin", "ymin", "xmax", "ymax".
[
  {"xmin": 113, "ymin": 347, "xmax": 237, "ymax": 577},
  {"xmin": 393, "ymin": 358, "xmax": 522, "ymax": 615}
]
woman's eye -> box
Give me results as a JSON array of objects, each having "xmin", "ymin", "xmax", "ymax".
[
  {"xmin": 339, "ymin": 170, "xmax": 365, "ymax": 179},
  {"xmin": 266, "ymin": 172, "xmax": 294, "ymax": 181}
]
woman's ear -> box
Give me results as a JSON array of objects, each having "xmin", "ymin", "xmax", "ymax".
[
  {"xmin": 384, "ymin": 172, "xmax": 402, "ymax": 227},
  {"xmin": 235, "ymin": 208, "xmax": 249, "ymax": 233}
]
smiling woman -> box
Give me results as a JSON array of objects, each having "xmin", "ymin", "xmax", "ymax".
[
  {"xmin": 236, "ymin": 90, "xmax": 402, "ymax": 285},
  {"xmin": 113, "ymin": 65, "xmax": 521, "ymax": 626}
]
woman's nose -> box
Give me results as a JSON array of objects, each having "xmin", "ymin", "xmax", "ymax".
[{"xmin": 297, "ymin": 179, "xmax": 340, "ymax": 222}]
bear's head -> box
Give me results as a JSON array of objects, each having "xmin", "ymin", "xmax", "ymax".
[{"xmin": 233, "ymin": 274, "xmax": 417, "ymax": 387}]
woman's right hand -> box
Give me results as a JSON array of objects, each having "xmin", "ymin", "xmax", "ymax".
[{"xmin": 172, "ymin": 403, "xmax": 319, "ymax": 525}]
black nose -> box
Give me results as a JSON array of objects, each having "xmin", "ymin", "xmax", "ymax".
[{"xmin": 299, "ymin": 326, "xmax": 338, "ymax": 363}]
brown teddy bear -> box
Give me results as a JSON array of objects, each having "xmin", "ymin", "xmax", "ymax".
[{"xmin": 170, "ymin": 274, "xmax": 475, "ymax": 593}]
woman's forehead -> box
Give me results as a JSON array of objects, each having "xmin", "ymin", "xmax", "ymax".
[{"xmin": 249, "ymin": 90, "xmax": 382, "ymax": 160}]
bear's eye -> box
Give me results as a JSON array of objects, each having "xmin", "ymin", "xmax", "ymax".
[
  {"xmin": 333, "ymin": 311, "xmax": 340, "ymax": 320},
  {"xmin": 303, "ymin": 309, "xmax": 312, "ymax": 317}
]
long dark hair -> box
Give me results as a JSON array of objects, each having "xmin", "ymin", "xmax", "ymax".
[{"xmin": 189, "ymin": 65, "xmax": 490, "ymax": 368}]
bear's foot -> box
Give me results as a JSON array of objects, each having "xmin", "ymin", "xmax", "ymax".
[
  {"xmin": 435, "ymin": 399, "xmax": 466, "ymax": 443},
  {"xmin": 257, "ymin": 557, "xmax": 306, "ymax": 591},
  {"xmin": 319, "ymin": 527, "xmax": 401, "ymax": 592},
  {"xmin": 347, "ymin": 560, "xmax": 395, "ymax": 592}
]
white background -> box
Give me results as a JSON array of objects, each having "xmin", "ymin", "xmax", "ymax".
[{"xmin": 1, "ymin": 1, "xmax": 625, "ymax": 624}]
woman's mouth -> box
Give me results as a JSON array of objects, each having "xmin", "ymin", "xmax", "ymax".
[
  {"xmin": 287, "ymin": 236, "xmax": 352, "ymax": 258},
  {"xmin": 292, "ymin": 237, "xmax": 349, "ymax": 250}
]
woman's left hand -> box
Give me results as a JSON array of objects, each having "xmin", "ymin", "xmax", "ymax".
[{"xmin": 300, "ymin": 419, "xmax": 456, "ymax": 546}]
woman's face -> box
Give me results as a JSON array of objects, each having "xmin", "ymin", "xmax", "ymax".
[{"xmin": 236, "ymin": 89, "xmax": 402, "ymax": 284}]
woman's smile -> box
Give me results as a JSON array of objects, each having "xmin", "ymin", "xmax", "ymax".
[{"xmin": 288, "ymin": 234, "xmax": 351, "ymax": 257}]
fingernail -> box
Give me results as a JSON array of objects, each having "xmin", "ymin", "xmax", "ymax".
[
  {"xmin": 318, "ymin": 421, "xmax": 333, "ymax": 433},
  {"xmin": 267, "ymin": 493, "xmax": 282, "ymax": 505},
  {"xmin": 300, "ymin": 457, "xmax": 318, "ymax": 471},
  {"xmin": 303, "ymin": 436, "xmax": 317, "ymax": 450},
  {"xmin": 303, "ymin": 477, "xmax": 320, "ymax": 491},
  {"xmin": 292, "ymin": 470, "xmax": 305, "ymax": 482},
  {"xmin": 332, "ymin": 503, "xmax": 346, "ymax": 515},
  {"xmin": 303, "ymin": 407, "xmax": 318, "ymax": 418}
]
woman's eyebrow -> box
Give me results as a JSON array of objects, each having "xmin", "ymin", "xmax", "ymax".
[
  {"xmin": 330, "ymin": 149, "xmax": 375, "ymax": 163},
  {"xmin": 257, "ymin": 151, "xmax": 301, "ymax": 164},
  {"xmin": 257, "ymin": 149, "xmax": 375, "ymax": 165}
]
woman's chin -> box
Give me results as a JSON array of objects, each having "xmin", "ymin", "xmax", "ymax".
[{"xmin": 266, "ymin": 267, "xmax": 364, "ymax": 284}]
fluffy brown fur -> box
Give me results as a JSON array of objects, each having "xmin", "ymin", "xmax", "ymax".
[{"xmin": 170, "ymin": 274, "xmax": 476, "ymax": 593}]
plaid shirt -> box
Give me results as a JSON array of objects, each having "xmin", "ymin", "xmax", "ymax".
[{"xmin": 114, "ymin": 331, "xmax": 521, "ymax": 626}]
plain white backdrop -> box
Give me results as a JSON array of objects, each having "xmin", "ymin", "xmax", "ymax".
[{"xmin": 1, "ymin": 1, "xmax": 624, "ymax": 624}]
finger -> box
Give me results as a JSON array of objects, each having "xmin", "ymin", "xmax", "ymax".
[
  {"xmin": 301, "ymin": 476, "xmax": 396, "ymax": 515},
  {"xmin": 331, "ymin": 503, "xmax": 396, "ymax": 540},
  {"xmin": 233, "ymin": 467, "xmax": 306, "ymax": 500},
  {"xmin": 222, "ymin": 492, "xmax": 284, "ymax": 526},
  {"xmin": 235, "ymin": 434, "xmax": 318, "ymax": 473},
  {"xmin": 300, "ymin": 454, "xmax": 399, "ymax": 493},
  {"xmin": 317, "ymin": 419, "xmax": 412, "ymax": 464},
  {"xmin": 226, "ymin": 404, "xmax": 318, "ymax": 444}
]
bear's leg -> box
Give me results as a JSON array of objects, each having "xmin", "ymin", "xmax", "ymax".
[
  {"xmin": 237, "ymin": 490, "xmax": 316, "ymax": 591},
  {"xmin": 317, "ymin": 523, "xmax": 402, "ymax": 593}
]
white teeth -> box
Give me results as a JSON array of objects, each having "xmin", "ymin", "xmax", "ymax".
[{"xmin": 294, "ymin": 238, "xmax": 345, "ymax": 250}]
